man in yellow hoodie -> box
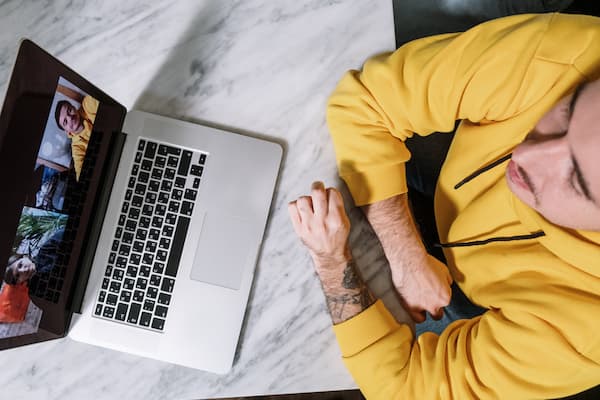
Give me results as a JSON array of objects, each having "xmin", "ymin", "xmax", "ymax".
[
  {"xmin": 54, "ymin": 95, "xmax": 99, "ymax": 181},
  {"xmin": 289, "ymin": 13, "xmax": 600, "ymax": 399}
]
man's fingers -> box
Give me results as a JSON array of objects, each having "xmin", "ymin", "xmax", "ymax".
[
  {"xmin": 430, "ymin": 308, "xmax": 445, "ymax": 320},
  {"xmin": 410, "ymin": 309, "xmax": 426, "ymax": 324},
  {"xmin": 288, "ymin": 201, "xmax": 303, "ymax": 236},
  {"xmin": 296, "ymin": 195, "xmax": 314, "ymax": 221},
  {"xmin": 311, "ymin": 181, "xmax": 328, "ymax": 216},
  {"xmin": 327, "ymin": 188, "xmax": 345, "ymax": 215}
]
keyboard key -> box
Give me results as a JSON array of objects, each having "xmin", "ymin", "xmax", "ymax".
[
  {"xmin": 159, "ymin": 238, "xmax": 171, "ymax": 249},
  {"xmin": 168, "ymin": 201, "xmax": 180, "ymax": 213},
  {"xmin": 155, "ymin": 156, "xmax": 166, "ymax": 167},
  {"xmin": 161, "ymin": 180, "xmax": 172, "ymax": 192},
  {"xmin": 103, "ymin": 306, "xmax": 115, "ymax": 318},
  {"xmin": 161, "ymin": 277, "xmax": 175, "ymax": 293},
  {"xmin": 165, "ymin": 217, "xmax": 190, "ymax": 277},
  {"xmin": 199, "ymin": 154, "xmax": 206, "ymax": 164},
  {"xmin": 133, "ymin": 240, "xmax": 144, "ymax": 253},
  {"xmin": 156, "ymin": 250, "xmax": 168, "ymax": 262},
  {"xmin": 158, "ymin": 293, "xmax": 171, "ymax": 306},
  {"xmin": 140, "ymin": 265, "xmax": 151, "ymax": 278},
  {"xmin": 95, "ymin": 304, "xmax": 103, "ymax": 316},
  {"xmin": 131, "ymin": 253, "xmax": 141, "ymax": 265},
  {"xmin": 138, "ymin": 171, "xmax": 150, "ymax": 183},
  {"xmin": 106, "ymin": 294, "xmax": 118, "ymax": 306},
  {"xmin": 145, "ymin": 192, "xmax": 157, "ymax": 204},
  {"xmin": 128, "ymin": 303, "xmax": 141, "ymax": 324},
  {"xmin": 135, "ymin": 151, "xmax": 142, "ymax": 163},
  {"xmin": 178, "ymin": 151, "xmax": 192, "ymax": 176},
  {"xmin": 193, "ymin": 178, "xmax": 200, "ymax": 189},
  {"xmin": 136, "ymin": 278, "xmax": 148, "ymax": 290},
  {"xmin": 152, "ymin": 263, "xmax": 165, "ymax": 274},
  {"xmin": 126, "ymin": 266, "xmax": 138, "ymax": 277},
  {"xmin": 120, "ymin": 290, "xmax": 132, "ymax": 303},
  {"xmin": 115, "ymin": 227, "xmax": 123, "ymax": 239},
  {"xmin": 116, "ymin": 303, "xmax": 128, "ymax": 321},
  {"xmin": 158, "ymin": 192, "xmax": 169, "ymax": 204},
  {"xmin": 145, "ymin": 240, "xmax": 157, "ymax": 253},
  {"xmin": 138, "ymin": 139, "xmax": 146, "ymax": 151},
  {"xmin": 112, "ymin": 269, "xmax": 124, "ymax": 281},
  {"xmin": 131, "ymin": 165, "xmax": 139, "ymax": 177},
  {"xmin": 143, "ymin": 300, "xmax": 155, "ymax": 312},
  {"xmin": 121, "ymin": 201, "xmax": 129, "ymax": 214},
  {"xmin": 165, "ymin": 168, "xmax": 176, "ymax": 180},
  {"xmin": 128, "ymin": 207, "xmax": 140, "ymax": 220},
  {"xmin": 151, "ymin": 168, "xmax": 163, "ymax": 180},
  {"xmin": 135, "ymin": 228, "xmax": 147, "ymax": 240},
  {"xmin": 125, "ymin": 219, "xmax": 136, "ymax": 232},
  {"xmin": 167, "ymin": 156, "xmax": 178, "ymax": 168},
  {"xmin": 155, "ymin": 305, "xmax": 168, "ymax": 318},
  {"xmin": 181, "ymin": 201, "xmax": 194, "ymax": 216},
  {"xmin": 156, "ymin": 204, "xmax": 167, "ymax": 216},
  {"xmin": 133, "ymin": 290, "xmax": 145, "ymax": 302},
  {"xmin": 152, "ymin": 216, "xmax": 163, "ymax": 228},
  {"xmin": 98, "ymin": 290, "xmax": 107, "ymax": 302},
  {"xmin": 175, "ymin": 177, "xmax": 186, "ymax": 188},
  {"xmin": 150, "ymin": 274, "xmax": 161, "ymax": 287},
  {"xmin": 135, "ymin": 183, "xmax": 147, "ymax": 195},
  {"xmin": 118, "ymin": 214, "xmax": 126, "ymax": 226},
  {"xmin": 149, "ymin": 180, "xmax": 160, "ymax": 192},
  {"xmin": 108, "ymin": 252, "xmax": 116, "ymax": 264},
  {"xmin": 112, "ymin": 240, "xmax": 119, "ymax": 252},
  {"xmin": 141, "ymin": 158, "xmax": 152, "ymax": 170},
  {"xmin": 125, "ymin": 189, "xmax": 133, "ymax": 201},
  {"xmin": 140, "ymin": 216, "xmax": 151, "ymax": 229},
  {"xmin": 123, "ymin": 278, "xmax": 135, "ymax": 290},
  {"xmin": 147, "ymin": 287, "xmax": 158, "ymax": 299},
  {"xmin": 149, "ymin": 229, "xmax": 160, "ymax": 241},
  {"xmin": 162, "ymin": 225, "xmax": 174, "ymax": 237},
  {"xmin": 109, "ymin": 281, "xmax": 121, "ymax": 293},
  {"xmin": 158, "ymin": 144, "xmax": 168, "ymax": 156},
  {"xmin": 116, "ymin": 257, "xmax": 127, "ymax": 268},
  {"xmin": 119, "ymin": 244, "xmax": 131, "ymax": 256},
  {"xmin": 143, "ymin": 253, "xmax": 154, "ymax": 265},
  {"xmin": 151, "ymin": 317, "xmax": 165, "ymax": 330},
  {"xmin": 132, "ymin": 195, "xmax": 143, "ymax": 207},
  {"xmin": 166, "ymin": 146, "xmax": 181, "ymax": 156},
  {"xmin": 140, "ymin": 312, "xmax": 152, "ymax": 327},
  {"xmin": 190, "ymin": 165, "xmax": 203, "ymax": 177},
  {"xmin": 184, "ymin": 189, "xmax": 197, "ymax": 201},
  {"xmin": 122, "ymin": 232, "xmax": 134, "ymax": 244},
  {"xmin": 172, "ymin": 189, "xmax": 183, "ymax": 200},
  {"xmin": 144, "ymin": 141, "xmax": 157, "ymax": 159},
  {"xmin": 102, "ymin": 278, "xmax": 110, "ymax": 290},
  {"xmin": 104, "ymin": 265, "xmax": 113, "ymax": 277}
]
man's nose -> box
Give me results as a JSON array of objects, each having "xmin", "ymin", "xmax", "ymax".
[{"xmin": 513, "ymin": 134, "xmax": 569, "ymax": 167}]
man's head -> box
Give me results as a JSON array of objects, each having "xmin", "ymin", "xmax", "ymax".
[
  {"xmin": 4, "ymin": 255, "xmax": 36, "ymax": 285},
  {"xmin": 54, "ymin": 100, "xmax": 83, "ymax": 134},
  {"xmin": 507, "ymin": 78, "xmax": 600, "ymax": 231}
]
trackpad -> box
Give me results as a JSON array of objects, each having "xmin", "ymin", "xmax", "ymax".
[{"xmin": 191, "ymin": 212, "xmax": 255, "ymax": 290}]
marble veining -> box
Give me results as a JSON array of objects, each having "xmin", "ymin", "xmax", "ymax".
[{"xmin": 0, "ymin": 1, "xmax": 401, "ymax": 398}]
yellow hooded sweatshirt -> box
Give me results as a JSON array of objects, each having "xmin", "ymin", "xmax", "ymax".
[
  {"xmin": 68, "ymin": 95, "xmax": 98, "ymax": 180},
  {"xmin": 327, "ymin": 13, "xmax": 600, "ymax": 399}
]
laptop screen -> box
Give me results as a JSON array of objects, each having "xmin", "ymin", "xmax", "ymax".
[{"xmin": 0, "ymin": 40, "xmax": 126, "ymax": 349}]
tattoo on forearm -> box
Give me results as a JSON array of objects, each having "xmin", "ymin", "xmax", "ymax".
[{"xmin": 324, "ymin": 260, "xmax": 375, "ymax": 324}]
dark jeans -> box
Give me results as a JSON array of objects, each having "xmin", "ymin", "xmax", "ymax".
[{"xmin": 404, "ymin": 131, "xmax": 487, "ymax": 336}]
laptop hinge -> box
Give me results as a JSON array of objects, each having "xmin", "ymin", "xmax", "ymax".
[{"xmin": 68, "ymin": 131, "xmax": 127, "ymax": 314}]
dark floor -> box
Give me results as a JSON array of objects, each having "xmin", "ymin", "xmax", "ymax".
[{"xmin": 227, "ymin": 1, "xmax": 599, "ymax": 399}]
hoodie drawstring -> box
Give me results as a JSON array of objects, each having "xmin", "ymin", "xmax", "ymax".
[{"xmin": 437, "ymin": 152, "xmax": 546, "ymax": 248}]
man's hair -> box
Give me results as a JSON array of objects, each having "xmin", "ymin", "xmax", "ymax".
[
  {"xmin": 54, "ymin": 100, "xmax": 72, "ymax": 130},
  {"xmin": 4, "ymin": 255, "xmax": 20, "ymax": 285}
]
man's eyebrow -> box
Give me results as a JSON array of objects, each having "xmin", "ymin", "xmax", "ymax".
[{"xmin": 571, "ymin": 154, "xmax": 597, "ymax": 205}]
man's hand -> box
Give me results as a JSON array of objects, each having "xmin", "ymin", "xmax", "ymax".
[
  {"xmin": 288, "ymin": 182, "xmax": 351, "ymax": 272},
  {"xmin": 288, "ymin": 182, "xmax": 374, "ymax": 324},
  {"xmin": 392, "ymin": 252, "xmax": 452, "ymax": 322},
  {"xmin": 363, "ymin": 194, "xmax": 452, "ymax": 323}
]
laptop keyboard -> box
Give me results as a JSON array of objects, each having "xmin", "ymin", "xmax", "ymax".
[{"xmin": 93, "ymin": 138, "xmax": 207, "ymax": 332}]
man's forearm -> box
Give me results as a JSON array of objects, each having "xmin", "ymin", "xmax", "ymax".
[
  {"xmin": 318, "ymin": 259, "xmax": 375, "ymax": 325},
  {"xmin": 361, "ymin": 194, "xmax": 428, "ymax": 276}
]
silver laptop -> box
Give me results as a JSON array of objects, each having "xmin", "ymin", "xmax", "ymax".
[{"xmin": 0, "ymin": 40, "xmax": 281, "ymax": 373}]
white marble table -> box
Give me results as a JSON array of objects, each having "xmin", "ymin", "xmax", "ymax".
[{"xmin": 0, "ymin": 1, "xmax": 405, "ymax": 399}]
